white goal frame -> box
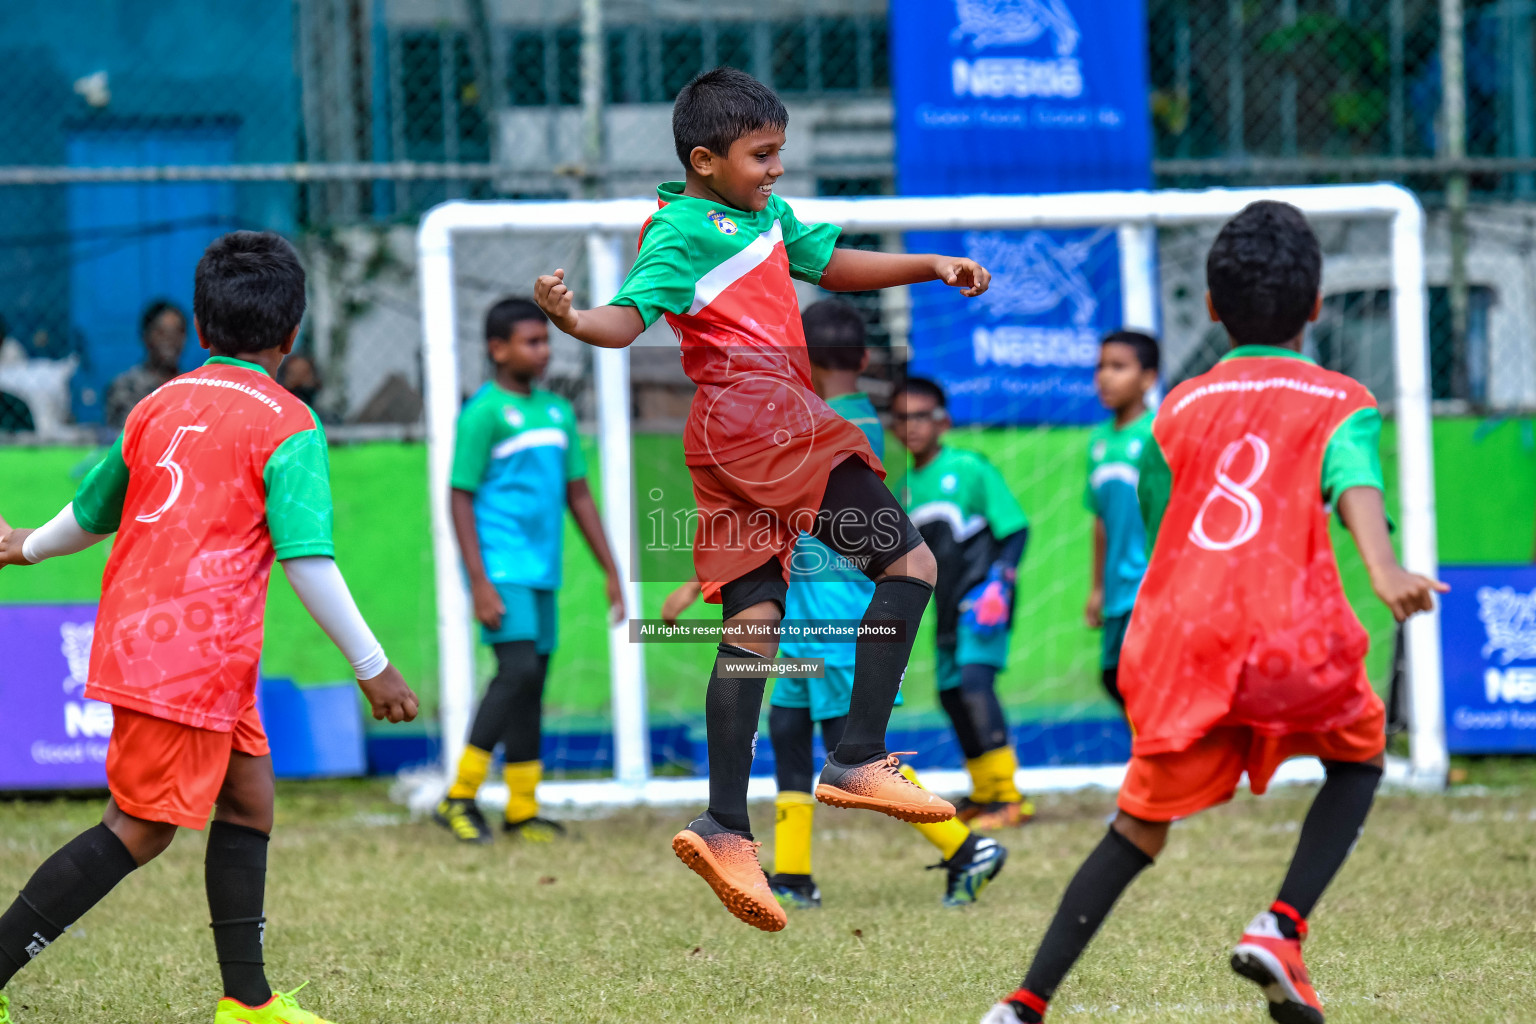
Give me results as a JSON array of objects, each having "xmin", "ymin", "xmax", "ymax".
[{"xmin": 413, "ymin": 183, "xmax": 1446, "ymax": 813}]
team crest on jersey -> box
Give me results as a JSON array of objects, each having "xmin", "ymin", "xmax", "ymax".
[
  {"xmin": 504, "ymin": 407, "xmax": 524, "ymax": 429},
  {"xmin": 548, "ymin": 406, "xmax": 563, "ymax": 423},
  {"xmin": 941, "ymin": 473, "xmax": 958, "ymax": 493},
  {"xmin": 707, "ymin": 210, "xmax": 739, "ymax": 235},
  {"xmin": 1128, "ymin": 438, "xmax": 1143, "ymax": 458},
  {"xmin": 1090, "ymin": 440, "xmax": 1107, "ymax": 462}
]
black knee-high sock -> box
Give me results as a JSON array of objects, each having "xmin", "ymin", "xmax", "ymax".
[
  {"xmin": 959, "ymin": 663, "xmax": 1011, "ymax": 753},
  {"xmin": 1015, "ymin": 828, "xmax": 1153, "ymax": 1014},
  {"xmin": 206, "ymin": 821, "xmax": 272, "ymax": 1007},
  {"xmin": 939, "ymin": 686, "xmax": 987, "ymax": 760},
  {"xmin": 836, "ymin": 576, "xmax": 932, "ymax": 765},
  {"xmin": 1271, "ymin": 759, "xmax": 1382, "ymax": 938},
  {"xmin": 0, "ymin": 824, "xmax": 137, "ymax": 989},
  {"xmin": 769, "ymin": 704, "xmax": 815, "ymax": 794},
  {"xmin": 818, "ymin": 714, "xmax": 847, "ymax": 755},
  {"xmin": 705, "ymin": 642, "xmax": 768, "ymax": 834},
  {"xmin": 467, "ymin": 640, "xmax": 544, "ymax": 757}
]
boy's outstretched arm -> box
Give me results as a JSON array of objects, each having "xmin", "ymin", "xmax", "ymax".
[
  {"xmin": 818, "ymin": 248, "xmax": 990, "ymax": 297},
  {"xmin": 281, "ymin": 556, "xmax": 419, "ymax": 723},
  {"xmin": 1338, "ymin": 486, "xmax": 1448, "ymax": 622},
  {"xmin": 567, "ymin": 478, "xmax": 626, "ymax": 625},
  {"xmin": 0, "ymin": 504, "xmax": 111, "ymax": 569},
  {"xmin": 535, "ymin": 268, "xmax": 646, "ymax": 349}
]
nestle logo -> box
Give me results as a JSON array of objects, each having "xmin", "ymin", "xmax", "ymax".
[{"xmin": 64, "ymin": 701, "xmax": 114, "ymax": 739}]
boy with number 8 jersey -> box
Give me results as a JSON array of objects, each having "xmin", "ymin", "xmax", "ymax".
[
  {"xmin": 982, "ymin": 202, "xmax": 1446, "ymax": 1024},
  {"xmin": 0, "ymin": 232, "xmax": 419, "ymax": 1024}
]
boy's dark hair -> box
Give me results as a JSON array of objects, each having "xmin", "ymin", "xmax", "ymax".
[
  {"xmin": 485, "ymin": 297, "xmax": 547, "ymax": 341},
  {"xmin": 193, "ymin": 232, "xmax": 306, "ymax": 355},
  {"xmin": 894, "ymin": 376, "xmax": 947, "ymax": 409},
  {"xmin": 802, "ymin": 298, "xmax": 867, "ymax": 371},
  {"xmin": 139, "ymin": 298, "xmax": 185, "ymax": 337},
  {"xmin": 1102, "ymin": 329, "xmax": 1160, "ymax": 373},
  {"xmin": 1206, "ymin": 201, "xmax": 1322, "ymax": 348},
  {"xmin": 672, "ymin": 67, "xmax": 788, "ymax": 167}
]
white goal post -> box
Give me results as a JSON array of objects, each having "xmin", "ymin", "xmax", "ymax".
[{"xmin": 413, "ymin": 183, "xmax": 1446, "ymax": 812}]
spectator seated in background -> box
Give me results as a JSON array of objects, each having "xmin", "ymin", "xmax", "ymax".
[
  {"xmin": 105, "ymin": 299, "xmax": 188, "ymax": 428},
  {"xmin": 276, "ymin": 353, "xmax": 332, "ymax": 422}
]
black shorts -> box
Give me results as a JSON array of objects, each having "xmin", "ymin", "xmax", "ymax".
[{"xmin": 719, "ymin": 458, "xmax": 925, "ymax": 620}]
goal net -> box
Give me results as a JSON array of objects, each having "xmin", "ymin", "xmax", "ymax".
[{"xmin": 409, "ymin": 184, "xmax": 1445, "ymax": 814}]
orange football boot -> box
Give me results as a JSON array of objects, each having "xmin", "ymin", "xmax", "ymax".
[
  {"xmin": 1230, "ymin": 906, "xmax": 1325, "ymax": 1024},
  {"xmin": 672, "ymin": 813, "xmax": 787, "ymax": 932},
  {"xmin": 814, "ymin": 752, "xmax": 955, "ymax": 823}
]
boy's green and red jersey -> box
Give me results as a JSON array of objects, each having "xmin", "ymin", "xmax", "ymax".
[
  {"xmin": 1120, "ymin": 346, "xmax": 1386, "ymax": 756},
  {"xmin": 611, "ymin": 182, "xmax": 865, "ymax": 469},
  {"xmin": 72, "ymin": 356, "xmax": 333, "ymax": 732}
]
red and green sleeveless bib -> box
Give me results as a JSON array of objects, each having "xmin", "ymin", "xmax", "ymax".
[{"xmin": 1119, "ymin": 350, "xmax": 1383, "ymax": 755}]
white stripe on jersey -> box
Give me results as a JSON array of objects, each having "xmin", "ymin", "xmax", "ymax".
[
  {"xmin": 1090, "ymin": 463, "xmax": 1140, "ymax": 491},
  {"xmin": 491, "ymin": 426, "xmax": 568, "ymax": 460},
  {"xmin": 688, "ymin": 220, "xmax": 784, "ymax": 315},
  {"xmin": 908, "ymin": 500, "xmax": 988, "ymax": 542}
]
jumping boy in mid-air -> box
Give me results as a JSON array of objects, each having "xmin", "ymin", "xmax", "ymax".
[
  {"xmin": 0, "ymin": 231, "xmax": 420, "ymax": 1024},
  {"xmin": 982, "ymin": 201, "xmax": 1446, "ymax": 1024},
  {"xmin": 663, "ymin": 299, "xmax": 1008, "ymax": 911},
  {"xmin": 890, "ymin": 378, "xmax": 1032, "ymax": 830},
  {"xmin": 1083, "ymin": 330, "xmax": 1159, "ymax": 709},
  {"xmin": 434, "ymin": 297, "xmax": 624, "ymax": 845},
  {"xmin": 535, "ymin": 66, "xmax": 989, "ymax": 931}
]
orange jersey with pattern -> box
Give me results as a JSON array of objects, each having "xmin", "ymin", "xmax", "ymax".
[
  {"xmin": 85, "ymin": 361, "xmax": 324, "ymax": 732},
  {"xmin": 1119, "ymin": 356, "xmax": 1381, "ymax": 756}
]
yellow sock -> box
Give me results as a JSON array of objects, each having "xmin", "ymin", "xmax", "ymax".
[
  {"xmin": 901, "ymin": 765, "xmax": 971, "ymax": 859},
  {"xmin": 774, "ymin": 791, "xmax": 816, "ymax": 876},
  {"xmin": 976, "ymin": 746, "xmax": 1022, "ymax": 804},
  {"xmin": 447, "ymin": 745, "xmax": 492, "ymax": 800},
  {"xmin": 503, "ymin": 759, "xmax": 542, "ymax": 824},
  {"xmin": 965, "ymin": 754, "xmax": 997, "ymax": 804}
]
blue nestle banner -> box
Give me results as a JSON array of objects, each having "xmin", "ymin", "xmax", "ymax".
[
  {"xmin": 891, "ymin": 0, "xmax": 1152, "ymax": 424},
  {"xmin": 1438, "ymin": 565, "xmax": 1536, "ymax": 754}
]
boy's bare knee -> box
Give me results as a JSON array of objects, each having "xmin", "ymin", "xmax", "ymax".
[
  {"xmin": 102, "ymin": 800, "xmax": 178, "ymax": 866},
  {"xmin": 882, "ymin": 543, "xmax": 937, "ymax": 587},
  {"xmin": 1112, "ymin": 810, "xmax": 1169, "ymax": 860},
  {"xmin": 215, "ymin": 753, "xmax": 276, "ymax": 833}
]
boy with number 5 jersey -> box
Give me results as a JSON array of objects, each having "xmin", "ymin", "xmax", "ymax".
[{"xmin": 0, "ymin": 232, "xmax": 418, "ymax": 1024}]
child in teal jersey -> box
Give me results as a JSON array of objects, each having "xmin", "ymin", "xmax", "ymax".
[
  {"xmin": 889, "ymin": 378, "xmax": 1033, "ymax": 831},
  {"xmin": 1083, "ymin": 330, "xmax": 1160, "ymax": 709},
  {"xmin": 536, "ymin": 67, "xmax": 991, "ymax": 931},
  {"xmin": 434, "ymin": 297, "xmax": 625, "ymax": 845}
]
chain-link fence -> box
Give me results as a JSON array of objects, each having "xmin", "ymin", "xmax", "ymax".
[{"xmin": 2, "ymin": 0, "xmax": 1534, "ymax": 439}]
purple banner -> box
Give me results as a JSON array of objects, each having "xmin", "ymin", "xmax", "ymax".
[{"xmin": 0, "ymin": 603, "xmax": 112, "ymax": 789}]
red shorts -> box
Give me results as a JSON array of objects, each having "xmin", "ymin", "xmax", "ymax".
[
  {"xmin": 691, "ymin": 421, "xmax": 880, "ymax": 604},
  {"xmin": 106, "ymin": 703, "xmax": 270, "ymax": 830},
  {"xmin": 1117, "ymin": 701, "xmax": 1385, "ymax": 822}
]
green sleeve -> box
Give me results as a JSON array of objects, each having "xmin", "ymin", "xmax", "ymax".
[
  {"xmin": 449, "ymin": 399, "xmax": 494, "ymax": 493},
  {"xmin": 73, "ymin": 436, "xmax": 129, "ymax": 534},
  {"xmin": 563, "ymin": 401, "xmax": 587, "ymax": 481},
  {"xmin": 979, "ymin": 459, "xmax": 1029, "ymax": 537},
  {"xmin": 264, "ymin": 421, "xmax": 336, "ymax": 560},
  {"xmin": 609, "ymin": 220, "xmax": 696, "ymax": 328},
  {"xmin": 1138, "ymin": 436, "xmax": 1172, "ymax": 549},
  {"xmin": 778, "ymin": 199, "xmax": 841, "ymax": 284},
  {"xmin": 1321, "ymin": 407, "xmax": 1385, "ymax": 504}
]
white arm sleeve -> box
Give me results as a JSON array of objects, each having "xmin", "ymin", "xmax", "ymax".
[
  {"xmin": 281, "ymin": 556, "xmax": 390, "ymax": 681},
  {"xmin": 22, "ymin": 503, "xmax": 108, "ymax": 564}
]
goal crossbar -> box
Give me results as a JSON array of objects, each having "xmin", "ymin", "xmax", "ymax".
[{"xmin": 416, "ymin": 183, "xmax": 1445, "ymax": 810}]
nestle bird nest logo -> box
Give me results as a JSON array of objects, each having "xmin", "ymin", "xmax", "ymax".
[
  {"xmin": 952, "ymin": 0, "xmax": 1081, "ymax": 55},
  {"xmin": 707, "ymin": 210, "xmax": 739, "ymax": 236},
  {"xmin": 1477, "ymin": 586, "xmax": 1536, "ymax": 664}
]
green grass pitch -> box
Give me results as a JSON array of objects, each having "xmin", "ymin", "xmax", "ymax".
[{"xmin": 3, "ymin": 766, "xmax": 1533, "ymax": 1023}]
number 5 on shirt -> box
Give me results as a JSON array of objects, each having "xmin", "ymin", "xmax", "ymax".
[{"xmin": 136, "ymin": 424, "xmax": 208, "ymax": 524}]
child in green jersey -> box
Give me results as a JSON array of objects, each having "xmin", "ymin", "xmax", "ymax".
[
  {"xmin": 890, "ymin": 378, "xmax": 1033, "ymax": 830},
  {"xmin": 535, "ymin": 67, "xmax": 991, "ymax": 932},
  {"xmin": 1084, "ymin": 330, "xmax": 1160, "ymax": 709},
  {"xmin": 434, "ymin": 297, "xmax": 625, "ymax": 845}
]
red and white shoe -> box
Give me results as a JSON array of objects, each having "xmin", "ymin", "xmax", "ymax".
[
  {"xmin": 978, "ymin": 989, "xmax": 1047, "ymax": 1023},
  {"xmin": 1230, "ymin": 909, "xmax": 1324, "ymax": 1024}
]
